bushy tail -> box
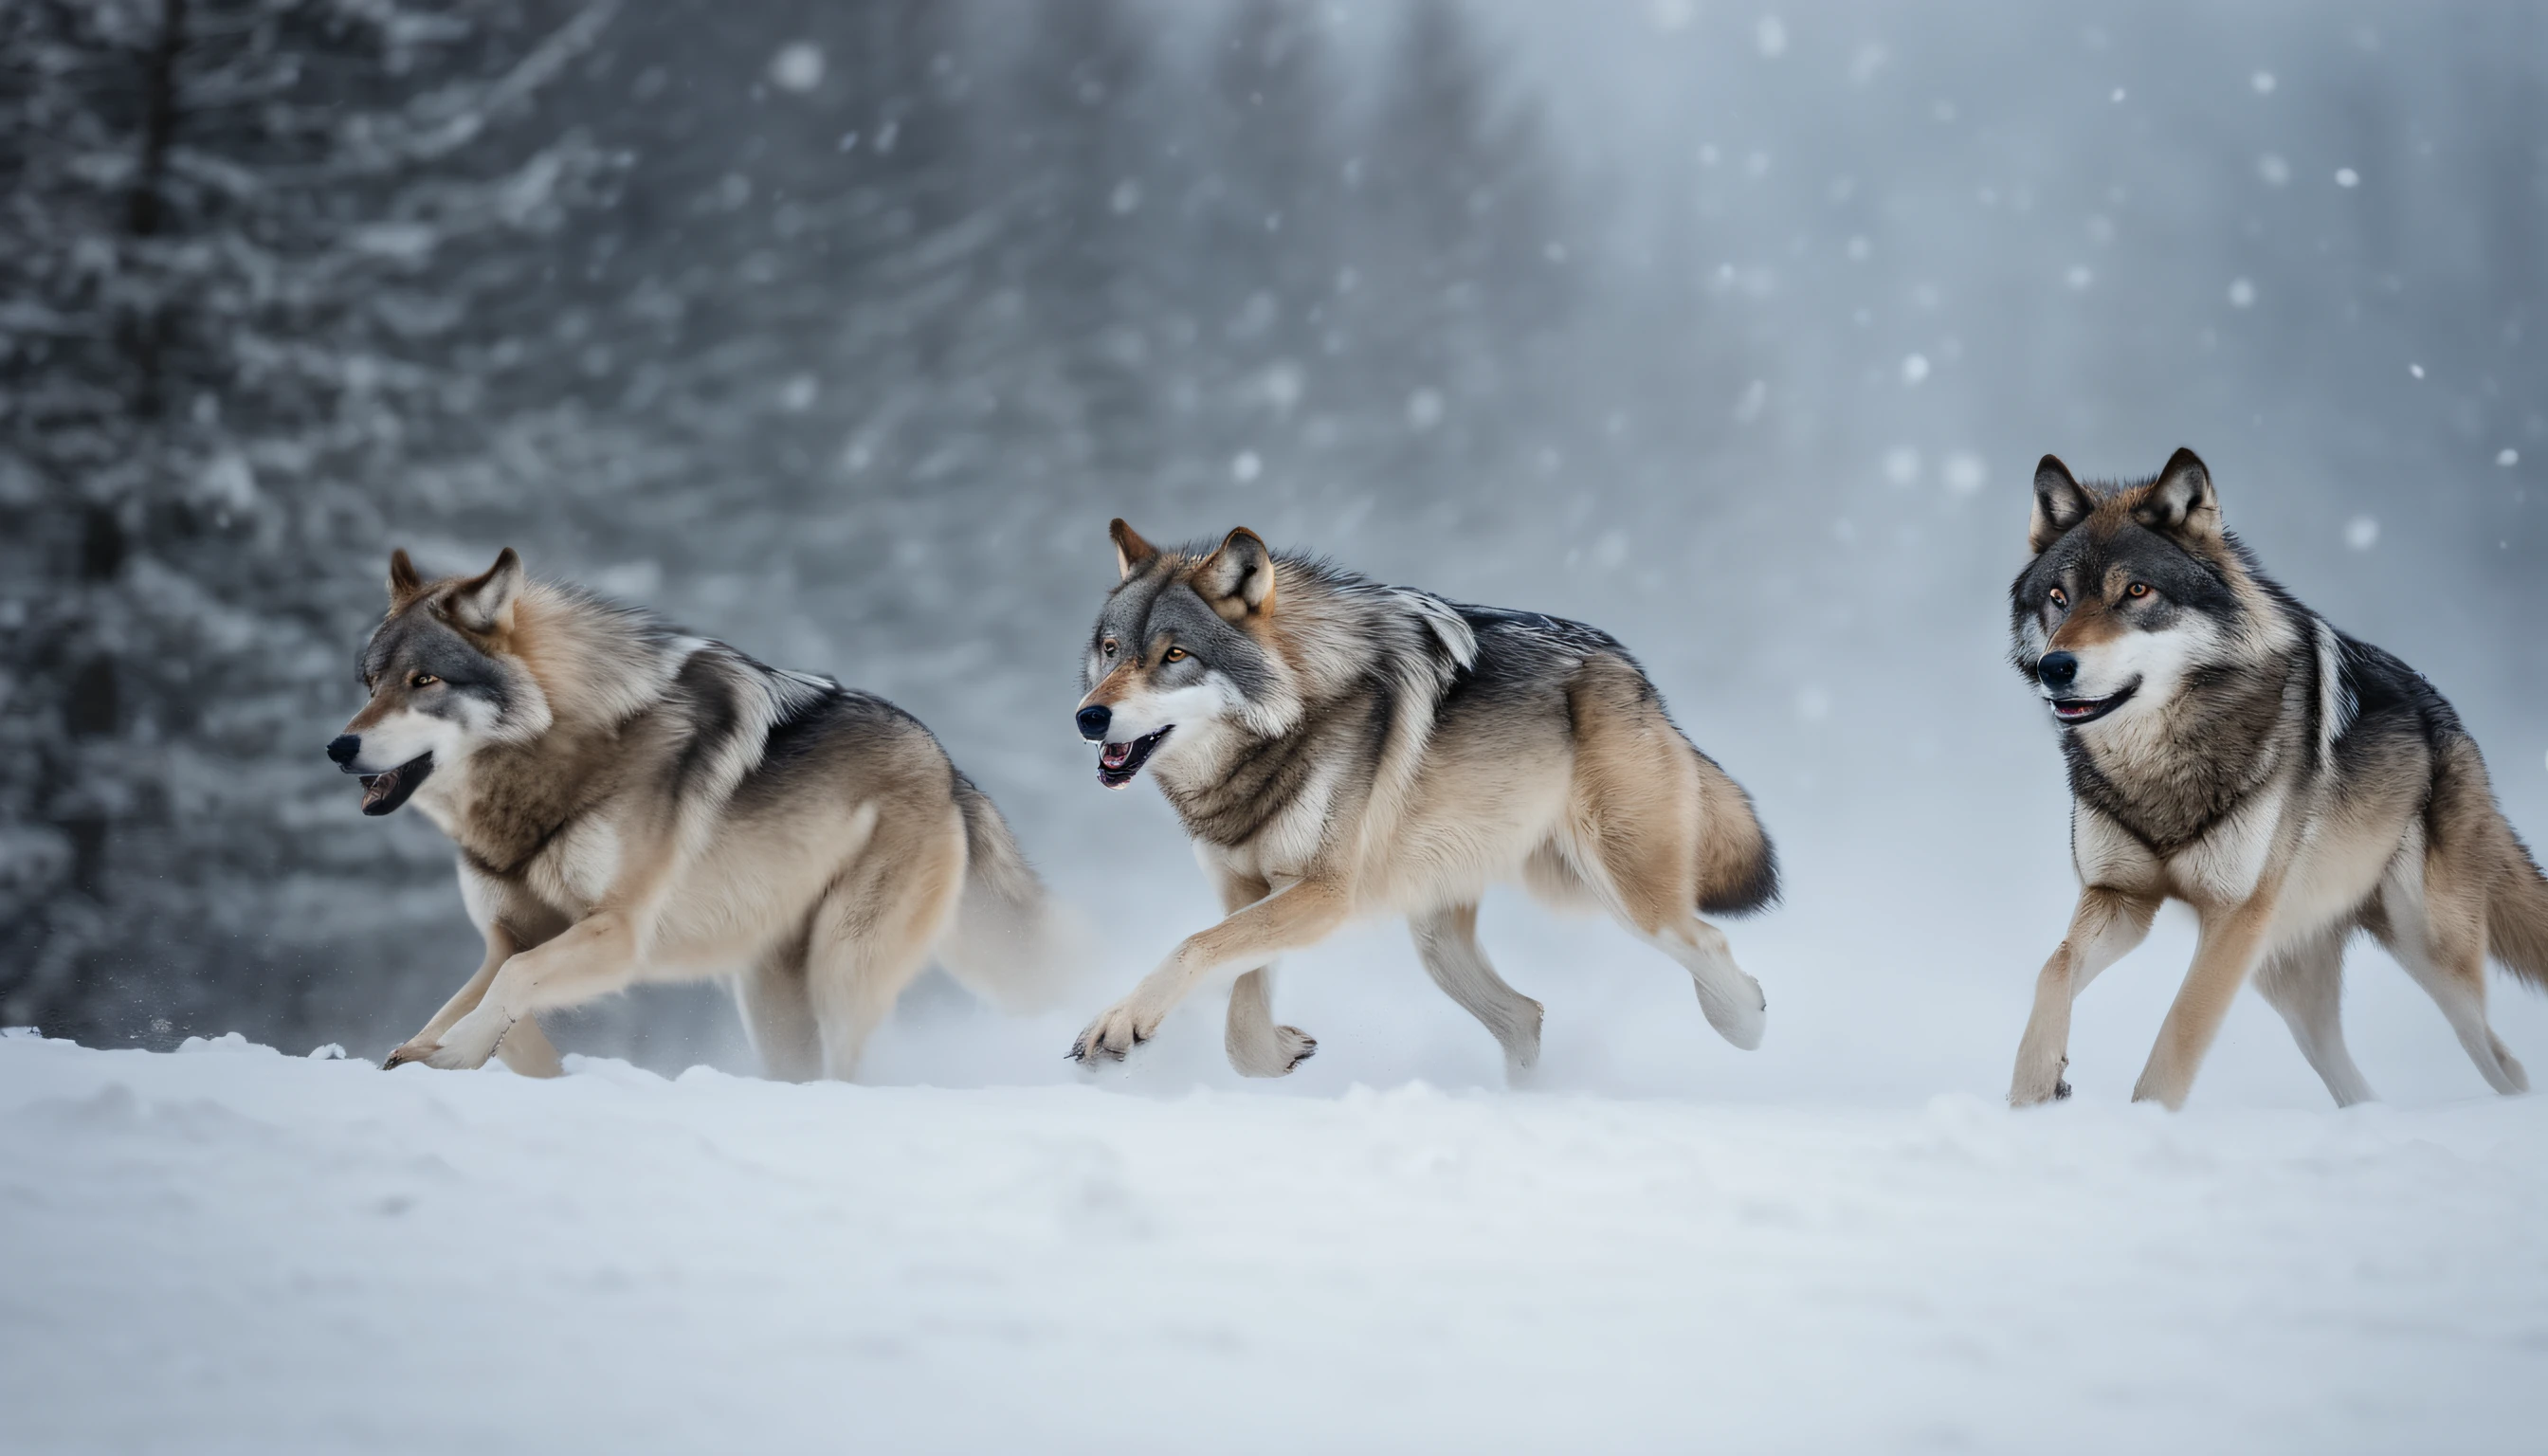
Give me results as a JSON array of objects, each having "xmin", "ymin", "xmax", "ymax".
[
  {"xmin": 935, "ymin": 773, "xmax": 1083, "ymax": 1013},
  {"xmin": 2492, "ymin": 822, "xmax": 2548, "ymax": 992},
  {"xmin": 1694, "ymin": 751, "xmax": 1781, "ymax": 918}
]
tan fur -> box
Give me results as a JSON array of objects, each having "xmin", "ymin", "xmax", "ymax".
[
  {"xmin": 353, "ymin": 551, "xmax": 1064, "ymax": 1080},
  {"xmin": 1069, "ymin": 527, "xmax": 1776, "ymax": 1074}
]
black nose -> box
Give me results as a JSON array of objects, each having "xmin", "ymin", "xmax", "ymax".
[
  {"xmin": 326, "ymin": 734, "xmax": 360, "ymax": 767},
  {"xmin": 1075, "ymin": 705, "xmax": 1112, "ymax": 742},
  {"xmin": 2038, "ymin": 652, "xmax": 2079, "ymax": 692}
]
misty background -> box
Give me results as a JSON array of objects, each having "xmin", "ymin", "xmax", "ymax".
[{"xmin": 4, "ymin": 0, "xmax": 2542, "ymax": 1108}]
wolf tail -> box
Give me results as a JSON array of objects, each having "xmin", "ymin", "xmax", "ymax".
[
  {"xmin": 1693, "ymin": 751, "xmax": 1781, "ymax": 918},
  {"xmin": 935, "ymin": 773, "xmax": 1083, "ymax": 1013},
  {"xmin": 2490, "ymin": 817, "xmax": 2548, "ymax": 992}
]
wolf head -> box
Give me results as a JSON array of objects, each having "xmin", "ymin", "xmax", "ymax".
[
  {"xmin": 326, "ymin": 548, "xmax": 553, "ymax": 815},
  {"xmin": 2010, "ymin": 448, "xmax": 2253, "ymax": 733},
  {"xmin": 1074, "ymin": 520, "xmax": 1296, "ymax": 789}
]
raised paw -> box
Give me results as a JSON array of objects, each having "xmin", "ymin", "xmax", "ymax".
[
  {"xmin": 1275, "ymin": 1026, "xmax": 1316, "ymax": 1073},
  {"xmin": 1069, "ymin": 1002, "xmax": 1154, "ymax": 1065},
  {"xmin": 1696, "ymin": 973, "xmax": 1767, "ymax": 1051}
]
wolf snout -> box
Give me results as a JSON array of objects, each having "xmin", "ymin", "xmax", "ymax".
[
  {"xmin": 2037, "ymin": 652, "xmax": 2080, "ymax": 692},
  {"xmin": 1075, "ymin": 705, "xmax": 1112, "ymax": 741},
  {"xmin": 326, "ymin": 734, "xmax": 363, "ymax": 769}
]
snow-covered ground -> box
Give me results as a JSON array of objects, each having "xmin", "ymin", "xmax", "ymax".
[{"xmin": 6, "ymin": 1028, "xmax": 2545, "ymax": 1454}]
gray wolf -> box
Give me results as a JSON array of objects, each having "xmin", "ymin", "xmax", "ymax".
[
  {"xmin": 1064, "ymin": 521, "xmax": 1778, "ymax": 1079},
  {"xmin": 327, "ymin": 548, "xmax": 1063, "ymax": 1079},
  {"xmin": 2009, "ymin": 448, "xmax": 2548, "ymax": 1108}
]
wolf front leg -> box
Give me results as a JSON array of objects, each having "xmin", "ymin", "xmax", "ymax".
[
  {"xmin": 423, "ymin": 827, "xmax": 682, "ymax": 1071},
  {"xmin": 1073, "ymin": 877, "xmax": 1349, "ymax": 1064},
  {"xmin": 2010, "ymin": 885, "xmax": 2160, "ymax": 1105},
  {"xmin": 386, "ymin": 925, "xmax": 509, "ymax": 1069},
  {"xmin": 423, "ymin": 909, "xmax": 647, "ymax": 1070},
  {"xmin": 383, "ymin": 922, "xmax": 558, "ymax": 1076},
  {"xmin": 1211, "ymin": 870, "xmax": 1320, "ymax": 1077},
  {"xmin": 2131, "ymin": 886, "xmax": 2282, "ymax": 1109}
]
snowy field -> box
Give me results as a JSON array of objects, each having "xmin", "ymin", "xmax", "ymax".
[{"xmin": 6, "ymin": 1027, "xmax": 2546, "ymax": 1455}]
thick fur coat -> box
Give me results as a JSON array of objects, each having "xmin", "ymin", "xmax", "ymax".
[
  {"xmin": 1065, "ymin": 522, "xmax": 1777, "ymax": 1078},
  {"xmin": 2008, "ymin": 450, "xmax": 2548, "ymax": 1107}
]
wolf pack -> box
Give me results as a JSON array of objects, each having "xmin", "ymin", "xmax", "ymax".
[{"xmin": 327, "ymin": 448, "xmax": 2548, "ymax": 1109}]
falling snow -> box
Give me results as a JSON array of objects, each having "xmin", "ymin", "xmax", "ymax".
[{"xmin": 767, "ymin": 42, "xmax": 823, "ymax": 93}]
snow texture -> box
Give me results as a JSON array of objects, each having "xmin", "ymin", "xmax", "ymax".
[{"xmin": 4, "ymin": 1030, "xmax": 2545, "ymax": 1453}]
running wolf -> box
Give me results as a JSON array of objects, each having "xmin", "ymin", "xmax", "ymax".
[
  {"xmin": 327, "ymin": 548, "xmax": 1064, "ymax": 1079},
  {"xmin": 2009, "ymin": 448, "xmax": 2548, "ymax": 1107},
  {"xmin": 1065, "ymin": 521, "xmax": 1779, "ymax": 1078}
]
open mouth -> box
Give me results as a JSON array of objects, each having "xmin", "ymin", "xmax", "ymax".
[
  {"xmin": 355, "ymin": 753, "xmax": 434, "ymax": 816},
  {"xmin": 2049, "ymin": 680, "xmax": 2138, "ymax": 728},
  {"xmin": 1097, "ymin": 728, "xmax": 1172, "ymax": 790}
]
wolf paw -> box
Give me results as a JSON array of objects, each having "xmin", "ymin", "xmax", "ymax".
[
  {"xmin": 1068, "ymin": 1002, "xmax": 1155, "ymax": 1064},
  {"xmin": 1230, "ymin": 1024, "xmax": 1317, "ymax": 1078},
  {"xmin": 382, "ymin": 1040, "xmax": 439, "ymax": 1070},
  {"xmin": 1696, "ymin": 974, "xmax": 1767, "ymax": 1051},
  {"xmin": 413, "ymin": 1008, "xmax": 508, "ymax": 1070},
  {"xmin": 2009, "ymin": 1078, "xmax": 2069, "ymax": 1107},
  {"xmin": 2009, "ymin": 1049, "xmax": 2071, "ymax": 1107},
  {"xmin": 1274, "ymin": 1026, "xmax": 1317, "ymax": 1073}
]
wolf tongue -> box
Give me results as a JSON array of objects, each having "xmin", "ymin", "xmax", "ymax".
[
  {"xmin": 1101, "ymin": 742, "xmax": 1133, "ymax": 769},
  {"xmin": 359, "ymin": 766, "xmax": 398, "ymax": 809}
]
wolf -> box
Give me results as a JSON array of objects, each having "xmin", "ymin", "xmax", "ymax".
[
  {"xmin": 2009, "ymin": 448, "xmax": 2548, "ymax": 1108},
  {"xmin": 1063, "ymin": 521, "xmax": 1779, "ymax": 1079},
  {"xmin": 327, "ymin": 548, "xmax": 1063, "ymax": 1079}
]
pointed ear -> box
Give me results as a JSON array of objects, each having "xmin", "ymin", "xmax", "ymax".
[
  {"xmin": 388, "ymin": 549, "xmax": 424, "ymax": 607},
  {"xmin": 1193, "ymin": 527, "xmax": 1276, "ymax": 621},
  {"xmin": 1109, "ymin": 519, "xmax": 1157, "ymax": 581},
  {"xmin": 2029, "ymin": 455, "xmax": 2095, "ymax": 555},
  {"xmin": 2133, "ymin": 447, "xmax": 2221, "ymax": 548},
  {"xmin": 447, "ymin": 548, "xmax": 524, "ymax": 634}
]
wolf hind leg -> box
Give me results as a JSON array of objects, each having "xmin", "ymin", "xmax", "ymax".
[
  {"xmin": 736, "ymin": 934, "xmax": 823, "ymax": 1083},
  {"xmin": 2378, "ymin": 874, "xmax": 2528, "ymax": 1095},
  {"xmin": 806, "ymin": 819, "xmax": 965, "ymax": 1082},
  {"xmin": 1410, "ymin": 902, "xmax": 1543, "ymax": 1080},
  {"xmin": 2253, "ymin": 924, "xmax": 2375, "ymax": 1107},
  {"xmin": 1574, "ymin": 825, "xmax": 1765, "ymax": 1049},
  {"xmin": 1557, "ymin": 686, "xmax": 1765, "ymax": 1051},
  {"xmin": 1635, "ymin": 915, "xmax": 1765, "ymax": 1049},
  {"xmin": 804, "ymin": 893, "xmax": 946, "ymax": 1083}
]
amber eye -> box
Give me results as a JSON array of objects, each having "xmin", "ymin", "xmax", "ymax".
[
  {"xmin": 2125, "ymin": 582, "xmax": 2152, "ymax": 600},
  {"xmin": 2048, "ymin": 587, "xmax": 2068, "ymax": 609},
  {"xmin": 410, "ymin": 673, "xmax": 440, "ymax": 687},
  {"xmin": 1163, "ymin": 647, "xmax": 1189, "ymax": 663},
  {"xmin": 1101, "ymin": 639, "xmax": 1118, "ymax": 658}
]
